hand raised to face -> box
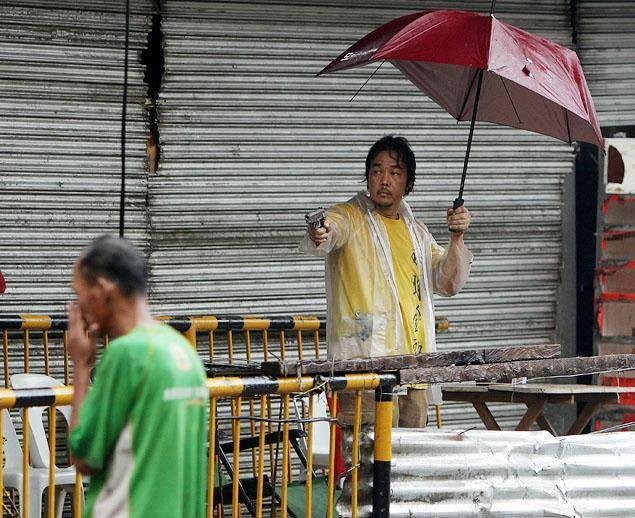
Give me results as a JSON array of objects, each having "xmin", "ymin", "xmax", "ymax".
[{"xmin": 67, "ymin": 301, "xmax": 99, "ymax": 367}]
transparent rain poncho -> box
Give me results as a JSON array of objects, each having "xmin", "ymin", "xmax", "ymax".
[{"xmin": 301, "ymin": 191, "xmax": 472, "ymax": 362}]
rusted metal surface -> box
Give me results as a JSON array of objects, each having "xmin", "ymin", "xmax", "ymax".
[
  {"xmin": 261, "ymin": 344, "xmax": 561, "ymax": 377},
  {"xmin": 400, "ymin": 353, "xmax": 635, "ymax": 384}
]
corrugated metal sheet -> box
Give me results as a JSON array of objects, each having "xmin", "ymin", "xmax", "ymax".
[
  {"xmin": 338, "ymin": 428, "xmax": 635, "ymax": 517},
  {"xmin": 576, "ymin": 1, "xmax": 635, "ymax": 127},
  {"xmin": 0, "ymin": 1, "xmax": 154, "ymax": 313},
  {"xmin": 154, "ymin": 0, "xmax": 576, "ymax": 426}
]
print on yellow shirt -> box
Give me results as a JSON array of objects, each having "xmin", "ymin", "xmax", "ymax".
[{"xmin": 380, "ymin": 214, "xmax": 426, "ymax": 354}]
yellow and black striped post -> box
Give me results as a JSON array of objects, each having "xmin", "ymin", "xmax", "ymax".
[
  {"xmin": 321, "ymin": 373, "xmax": 397, "ymax": 518},
  {"xmin": 373, "ymin": 383, "xmax": 393, "ymax": 518}
]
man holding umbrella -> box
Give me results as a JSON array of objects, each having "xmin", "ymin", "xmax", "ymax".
[{"xmin": 301, "ymin": 135, "xmax": 472, "ymax": 433}]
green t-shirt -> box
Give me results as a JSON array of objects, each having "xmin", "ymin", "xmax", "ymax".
[{"xmin": 69, "ymin": 324, "xmax": 208, "ymax": 518}]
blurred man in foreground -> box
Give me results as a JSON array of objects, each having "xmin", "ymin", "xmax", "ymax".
[{"xmin": 68, "ymin": 235, "xmax": 207, "ymax": 518}]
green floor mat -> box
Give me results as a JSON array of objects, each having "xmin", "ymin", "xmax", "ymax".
[{"xmin": 280, "ymin": 476, "xmax": 342, "ymax": 518}]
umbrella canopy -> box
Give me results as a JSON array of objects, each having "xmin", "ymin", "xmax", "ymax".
[{"xmin": 319, "ymin": 9, "xmax": 604, "ymax": 205}]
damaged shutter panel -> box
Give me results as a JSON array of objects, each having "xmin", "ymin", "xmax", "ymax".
[{"xmin": 0, "ymin": 1, "xmax": 154, "ymax": 313}]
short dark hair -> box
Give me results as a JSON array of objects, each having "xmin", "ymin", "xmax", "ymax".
[
  {"xmin": 365, "ymin": 135, "xmax": 416, "ymax": 195},
  {"xmin": 77, "ymin": 235, "xmax": 148, "ymax": 296}
]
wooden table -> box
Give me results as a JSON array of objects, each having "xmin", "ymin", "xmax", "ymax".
[{"xmin": 441, "ymin": 383, "xmax": 635, "ymax": 435}]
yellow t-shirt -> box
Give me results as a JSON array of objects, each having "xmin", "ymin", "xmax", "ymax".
[{"xmin": 379, "ymin": 214, "xmax": 426, "ymax": 354}]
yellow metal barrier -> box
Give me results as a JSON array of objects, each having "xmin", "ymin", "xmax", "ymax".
[
  {"xmin": 0, "ymin": 314, "xmax": 325, "ymax": 389},
  {"xmin": 0, "ymin": 371, "xmax": 395, "ymax": 518},
  {"xmin": 0, "ymin": 385, "xmax": 75, "ymax": 518},
  {"xmin": 3, "ymin": 314, "xmax": 462, "ymax": 516}
]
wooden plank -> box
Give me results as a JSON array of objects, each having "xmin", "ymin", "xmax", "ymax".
[
  {"xmin": 535, "ymin": 413, "xmax": 558, "ymax": 436},
  {"xmin": 260, "ymin": 344, "xmax": 561, "ymax": 377},
  {"xmin": 566, "ymin": 401, "xmax": 604, "ymax": 435},
  {"xmin": 515, "ymin": 401, "xmax": 547, "ymax": 431},
  {"xmin": 472, "ymin": 402, "xmax": 502, "ymax": 431},
  {"xmin": 441, "ymin": 383, "xmax": 490, "ymax": 394},
  {"xmin": 487, "ymin": 383, "xmax": 635, "ymax": 395},
  {"xmin": 400, "ymin": 354, "xmax": 635, "ymax": 384}
]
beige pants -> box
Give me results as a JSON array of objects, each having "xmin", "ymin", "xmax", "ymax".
[{"xmin": 337, "ymin": 387, "xmax": 428, "ymax": 428}]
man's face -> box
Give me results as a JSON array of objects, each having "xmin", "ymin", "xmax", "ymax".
[
  {"xmin": 72, "ymin": 264, "xmax": 109, "ymax": 332},
  {"xmin": 367, "ymin": 150, "xmax": 408, "ymax": 214}
]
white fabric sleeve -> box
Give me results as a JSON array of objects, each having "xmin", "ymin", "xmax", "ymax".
[{"xmin": 431, "ymin": 237, "xmax": 473, "ymax": 297}]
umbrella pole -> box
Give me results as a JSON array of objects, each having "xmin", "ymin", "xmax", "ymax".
[{"xmin": 454, "ymin": 68, "xmax": 484, "ymax": 211}]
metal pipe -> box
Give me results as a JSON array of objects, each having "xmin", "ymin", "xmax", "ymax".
[
  {"xmin": 48, "ymin": 406, "xmax": 56, "ymax": 518},
  {"xmin": 255, "ymin": 395, "xmax": 266, "ymax": 518},
  {"xmin": 352, "ymin": 390, "xmax": 362, "ymax": 518},
  {"xmin": 313, "ymin": 329, "xmax": 320, "ymax": 359},
  {"xmin": 43, "ymin": 331, "xmax": 50, "ymax": 376},
  {"xmin": 281, "ymin": 393, "xmax": 290, "ymax": 518},
  {"xmin": 206, "ymin": 397, "xmax": 216, "ymax": 518},
  {"xmin": 297, "ymin": 330, "xmax": 304, "ymax": 360},
  {"xmin": 280, "ymin": 330, "xmax": 286, "ymax": 361},
  {"xmin": 63, "ymin": 331, "xmax": 69, "ymax": 385},
  {"xmin": 0, "ymin": 410, "xmax": 4, "ymax": 517},
  {"xmin": 326, "ymin": 391, "xmax": 338, "ymax": 518},
  {"xmin": 231, "ymin": 396, "xmax": 242, "ymax": 518},
  {"xmin": 3, "ymin": 331, "xmax": 9, "ymax": 388},
  {"xmin": 22, "ymin": 408, "xmax": 30, "ymax": 517},
  {"xmin": 74, "ymin": 472, "xmax": 82, "ymax": 516},
  {"xmin": 373, "ymin": 384, "xmax": 394, "ymax": 518},
  {"xmin": 305, "ymin": 394, "xmax": 314, "ymax": 518},
  {"xmin": 24, "ymin": 330, "xmax": 30, "ymax": 373}
]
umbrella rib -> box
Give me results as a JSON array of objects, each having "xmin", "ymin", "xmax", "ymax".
[
  {"xmin": 457, "ymin": 68, "xmax": 479, "ymax": 121},
  {"xmin": 349, "ymin": 60, "xmax": 386, "ymax": 102},
  {"xmin": 500, "ymin": 76, "xmax": 522, "ymax": 124},
  {"xmin": 564, "ymin": 108, "xmax": 572, "ymax": 145}
]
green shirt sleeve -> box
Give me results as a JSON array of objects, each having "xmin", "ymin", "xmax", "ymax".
[{"xmin": 69, "ymin": 338, "xmax": 143, "ymax": 470}]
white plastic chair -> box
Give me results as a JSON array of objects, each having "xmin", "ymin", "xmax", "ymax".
[
  {"xmin": 2, "ymin": 408, "xmax": 67, "ymax": 518},
  {"xmin": 10, "ymin": 373, "xmax": 83, "ymax": 517},
  {"xmin": 3, "ymin": 408, "xmax": 27, "ymax": 513}
]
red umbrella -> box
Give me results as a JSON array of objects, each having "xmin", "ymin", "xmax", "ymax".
[
  {"xmin": 319, "ymin": 7, "xmax": 604, "ymax": 208},
  {"xmin": 0, "ymin": 271, "xmax": 5, "ymax": 294}
]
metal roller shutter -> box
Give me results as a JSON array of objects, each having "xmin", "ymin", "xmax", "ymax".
[
  {"xmin": 155, "ymin": 1, "xmax": 576, "ymax": 427},
  {"xmin": 0, "ymin": 1, "xmax": 154, "ymax": 313},
  {"xmin": 577, "ymin": 0, "xmax": 635, "ymax": 126}
]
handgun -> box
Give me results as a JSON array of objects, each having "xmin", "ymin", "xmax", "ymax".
[{"xmin": 305, "ymin": 208, "xmax": 326, "ymax": 229}]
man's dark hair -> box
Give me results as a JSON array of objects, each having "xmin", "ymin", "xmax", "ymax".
[
  {"xmin": 77, "ymin": 235, "xmax": 148, "ymax": 296},
  {"xmin": 364, "ymin": 135, "xmax": 416, "ymax": 195}
]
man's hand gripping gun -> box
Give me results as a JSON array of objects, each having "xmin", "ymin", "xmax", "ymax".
[{"xmin": 305, "ymin": 208, "xmax": 326, "ymax": 229}]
